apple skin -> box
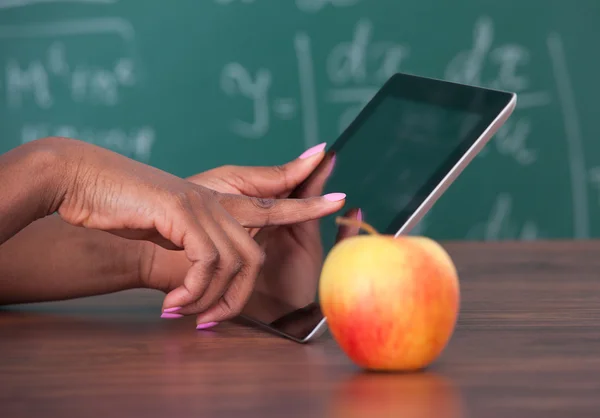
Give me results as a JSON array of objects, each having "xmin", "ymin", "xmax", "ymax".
[{"xmin": 319, "ymin": 234, "xmax": 460, "ymax": 372}]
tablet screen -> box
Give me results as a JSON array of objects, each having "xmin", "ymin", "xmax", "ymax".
[
  {"xmin": 241, "ymin": 73, "xmax": 514, "ymax": 340},
  {"xmin": 319, "ymin": 95, "xmax": 483, "ymax": 252},
  {"xmin": 319, "ymin": 73, "xmax": 514, "ymax": 252}
]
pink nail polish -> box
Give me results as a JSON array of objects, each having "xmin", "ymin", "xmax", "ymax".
[
  {"xmin": 357, "ymin": 208, "xmax": 363, "ymax": 221},
  {"xmin": 163, "ymin": 306, "xmax": 182, "ymax": 313},
  {"xmin": 299, "ymin": 142, "xmax": 326, "ymax": 159},
  {"xmin": 161, "ymin": 313, "xmax": 183, "ymax": 319},
  {"xmin": 196, "ymin": 322, "xmax": 218, "ymax": 330},
  {"xmin": 323, "ymin": 193, "xmax": 346, "ymax": 202}
]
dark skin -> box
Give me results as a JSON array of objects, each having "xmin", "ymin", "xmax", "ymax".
[{"xmin": 0, "ymin": 137, "xmax": 355, "ymax": 329}]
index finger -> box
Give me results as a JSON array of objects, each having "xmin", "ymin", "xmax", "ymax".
[{"xmin": 218, "ymin": 192, "xmax": 347, "ymax": 228}]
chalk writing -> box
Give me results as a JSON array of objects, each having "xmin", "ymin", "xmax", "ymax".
[
  {"xmin": 0, "ymin": 0, "xmax": 116, "ymax": 9},
  {"xmin": 547, "ymin": 33, "xmax": 588, "ymax": 239},
  {"xmin": 326, "ymin": 19, "xmax": 410, "ymax": 133},
  {"xmin": 445, "ymin": 16, "xmax": 544, "ymax": 166},
  {"xmin": 220, "ymin": 63, "xmax": 272, "ymax": 139},
  {"xmin": 21, "ymin": 123, "xmax": 154, "ymax": 162},
  {"xmin": 4, "ymin": 41, "xmax": 136, "ymax": 109},
  {"xmin": 221, "ymin": 18, "xmax": 409, "ymax": 145},
  {"xmin": 1, "ymin": 14, "xmax": 153, "ymax": 161}
]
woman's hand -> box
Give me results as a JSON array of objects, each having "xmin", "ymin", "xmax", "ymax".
[
  {"xmin": 24, "ymin": 137, "xmax": 346, "ymax": 326},
  {"xmin": 142, "ymin": 142, "xmax": 360, "ymax": 327}
]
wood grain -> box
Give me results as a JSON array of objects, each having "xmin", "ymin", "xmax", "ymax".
[{"xmin": 2, "ymin": 240, "xmax": 600, "ymax": 418}]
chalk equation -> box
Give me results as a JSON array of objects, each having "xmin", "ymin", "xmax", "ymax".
[
  {"xmin": 220, "ymin": 16, "xmax": 543, "ymax": 166},
  {"xmin": 445, "ymin": 16, "xmax": 543, "ymax": 166},
  {"xmin": 3, "ymin": 41, "xmax": 135, "ymax": 109},
  {"xmin": 21, "ymin": 123, "xmax": 154, "ymax": 162},
  {"xmin": 0, "ymin": 0, "xmax": 117, "ymax": 9},
  {"xmin": 219, "ymin": 12, "xmax": 586, "ymax": 239},
  {"xmin": 0, "ymin": 16, "xmax": 155, "ymax": 162},
  {"xmin": 220, "ymin": 18, "xmax": 409, "ymax": 147}
]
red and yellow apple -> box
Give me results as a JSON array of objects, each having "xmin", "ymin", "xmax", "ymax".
[{"xmin": 319, "ymin": 218, "xmax": 460, "ymax": 372}]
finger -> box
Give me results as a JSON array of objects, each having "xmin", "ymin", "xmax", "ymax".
[
  {"xmin": 194, "ymin": 220, "xmax": 266, "ymax": 327},
  {"xmin": 293, "ymin": 151, "xmax": 337, "ymax": 199},
  {"xmin": 159, "ymin": 211, "xmax": 220, "ymax": 312},
  {"xmin": 218, "ymin": 192, "xmax": 347, "ymax": 228},
  {"xmin": 194, "ymin": 142, "xmax": 328, "ymax": 198},
  {"xmin": 105, "ymin": 228, "xmax": 182, "ymax": 251},
  {"xmin": 176, "ymin": 211, "xmax": 249, "ymax": 316},
  {"xmin": 335, "ymin": 208, "xmax": 362, "ymax": 243}
]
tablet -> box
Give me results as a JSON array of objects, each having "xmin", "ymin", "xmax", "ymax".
[{"xmin": 240, "ymin": 72, "xmax": 516, "ymax": 343}]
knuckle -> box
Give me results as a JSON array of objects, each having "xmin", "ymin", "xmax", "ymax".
[
  {"xmin": 205, "ymin": 187, "xmax": 220, "ymax": 199},
  {"xmin": 230, "ymin": 253, "xmax": 244, "ymax": 275},
  {"xmin": 204, "ymin": 247, "xmax": 220, "ymax": 269},
  {"xmin": 220, "ymin": 164, "xmax": 235, "ymax": 173},
  {"xmin": 171, "ymin": 189, "xmax": 194, "ymax": 213},
  {"xmin": 271, "ymin": 164, "xmax": 285, "ymax": 178},
  {"xmin": 250, "ymin": 245, "xmax": 266, "ymax": 268},
  {"xmin": 223, "ymin": 293, "xmax": 243, "ymax": 317},
  {"xmin": 251, "ymin": 197, "xmax": 276, "ymax": 210},
  {"xmin": 271, "ymin": 164, "xmax": 290, "ymax": 187}
]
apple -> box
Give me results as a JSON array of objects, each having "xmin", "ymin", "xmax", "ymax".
[{"xmin": 319, "ymin": 217, "xmax": 460, "ymax": 372}]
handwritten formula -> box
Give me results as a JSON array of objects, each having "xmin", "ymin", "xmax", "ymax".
[{"xmin": 0, "ymin": 3, "xmax": 154, "ymax": 162}]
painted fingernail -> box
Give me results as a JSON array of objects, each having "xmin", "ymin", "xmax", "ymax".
[
  {"xmin": 196, "ymin": 322, "xmax": 218, "ymax": 330},
  {"xmin": 323, "ymin": 193, "xmax": 346, "ymax": 202},
  {"xmin": 357, "ymin": 208, "xmax": 363, "ymax": 221},
  {"xmin": 163, "ymin": 306, "xmax": 182, "ymax": 313},
  {"xmin": 161, "ymin": 313, "xmax": 183, "ymax": 319},
  {"xmin": 299, "ymin": 142, "xmax": 326, "ymax": 159}
]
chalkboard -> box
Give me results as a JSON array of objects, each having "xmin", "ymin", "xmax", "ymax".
[{"xmin": 1, "ymin": 0, "xmax": 599, "ymax": 241}]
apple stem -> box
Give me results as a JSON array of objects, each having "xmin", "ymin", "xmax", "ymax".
[{"xmin": 335, "ymin": 216, "xmax": 380, "ymax": 235}]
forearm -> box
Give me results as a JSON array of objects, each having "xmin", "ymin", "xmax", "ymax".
[
  {"xmin": 0, "ymin": 215, "xmax": 143, "ymax": 305},
  {"xmin": 0, "ymin": 138, "xmax": 142, "ymax": 304},
  {"xmin": 0, "ymin": 137, "xmax": 70, "ymax": 246}
]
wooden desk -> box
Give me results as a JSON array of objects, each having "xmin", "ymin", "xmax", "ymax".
[{"xmin": 1, "ymin": 240, "xmax": 600, "ymax": 417}]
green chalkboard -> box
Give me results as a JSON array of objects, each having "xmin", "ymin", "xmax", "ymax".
[{"xmin": 1, "ymin": 0, "xmax": 599, "ymax": 240}]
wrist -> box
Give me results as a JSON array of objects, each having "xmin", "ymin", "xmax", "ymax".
[
  {"xmin": 27, "ymin": 137, "xmax": 82, "ymax": 215},
  {"xmin": 0, "ymin": 137, "xmax": 80, "ymax": 245},
  {"xmin": 137, "ymin": 240, "xmax": 157, "ymax": 290}
]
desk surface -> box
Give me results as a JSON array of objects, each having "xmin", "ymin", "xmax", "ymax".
[{"xmin": 1, "ymin": 240, "xmax": 600, "ymax": 417}]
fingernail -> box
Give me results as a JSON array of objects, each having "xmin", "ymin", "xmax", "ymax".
[
  {"xmin": 324, "ymin": 193, "xmax": 346, "ymax": 202},
  {"xmin": 163, "ymin": 306, "xmax": 182, "ymax": 313},
  {"xmin": 299, "ymin": 142, "xmax": 326, "ymax": 159},
  {"xmin": 357, "ymin": 208, "xmax": 362, "ymax": 221},
  {"xmin": 196, "ymin": 322, "xmax": 218, "ymax": 330},
  {"xmin": 161, "ymin": 313, "xmax": 183, "ymax": 319}
]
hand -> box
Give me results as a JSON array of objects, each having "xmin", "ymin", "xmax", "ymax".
[
  {"xmin": 249, "ymin": 149, "xmax": 361, "ymax": 315},
  {"xmin": 143, "ymin": 143, "xmax": 361, "ymax": 325},
  {"xmin": 44, "ymin": 137, "xmax": 347, "ymax": 326}
]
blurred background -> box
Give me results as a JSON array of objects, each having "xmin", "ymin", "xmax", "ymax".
[{"xmin": 0, "ymin": 0, "xmax": 599, "ymax": 241}]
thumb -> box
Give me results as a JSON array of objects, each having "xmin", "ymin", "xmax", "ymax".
[
  {"xmin": 218, "ymin": 192, "xmax": 347, "ymax": 228},
  {"xmin": 207, "ymin": 142, "xmax": 329, "ymax": 198}
]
